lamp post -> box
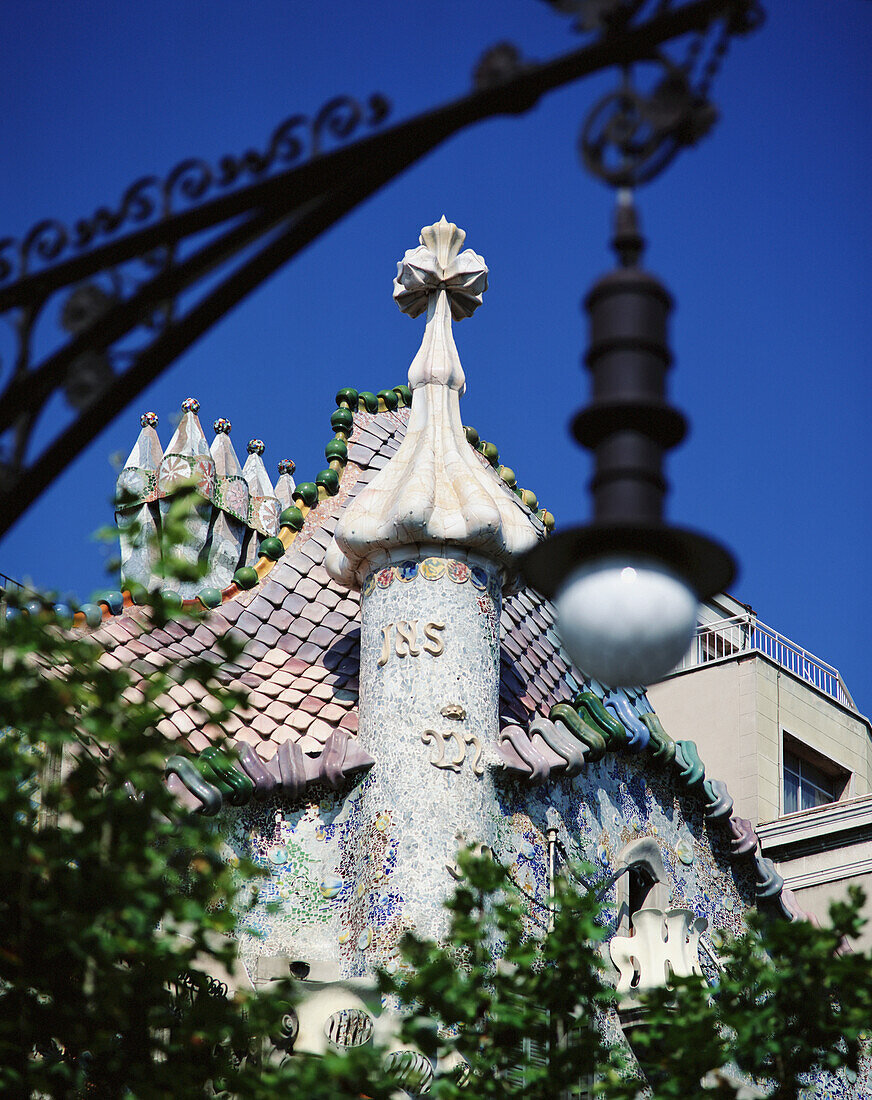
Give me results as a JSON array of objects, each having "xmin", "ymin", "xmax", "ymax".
[
  {"xmin": 520, "ymin": 190, "xmax": 736, "ymax": 686},
  {"xmin": 519, "ymin": 0, "xmax": 759, "ymax": 686}
]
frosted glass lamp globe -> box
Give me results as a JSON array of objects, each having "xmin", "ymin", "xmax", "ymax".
[{"xmin": 554, "ymin": 555, "xmax": 698, "ymax": 687}]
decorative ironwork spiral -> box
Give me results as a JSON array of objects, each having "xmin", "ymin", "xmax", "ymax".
[
  {"xmin": 313, "ymin": 96, "xmax": 362, "ymax": 155},
  {"xmin": 21, "ymin": 219, "xmax": 68, "ymax": 275},
  {"xmin": 72, "ymin": 177, "xmax": 161, "ymax": 250},
  {"xmin": 579, "ymin": 57, "xmax": 716, "ymax": 188},
  {"xmin": 174, "ymin": 970, "xmax": 230, "ymax": 1000},
  {"xmin": 273, "ymin": 1002, "xmax": 299, "ymax": 1052},
  {"xmin": 264, "ymin": 115, "xmax": 309, "ymax": 170},
  {"xmin": 165, "ymin": 158, "xmax": 214, "ymax": 212},
  {"xmin": 0, "ymin": 91, "xmax": 391, "ymax": 286}
]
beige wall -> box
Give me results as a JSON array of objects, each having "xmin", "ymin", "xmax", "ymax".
[
  {"xmin": 795, "ymin": 881, "xmax": 872, "ymax": 951},
  {"xmin": 648, "ymin": 655, "xmax": 872, "ymax": 827},
  {"xmin": 650, "ymin": 658, "xmax": 872, "ymax": 946},
  {"xmin": 646, "ymin": 658, "xmax": 760, "ymax": 817},
  {"xmin": 789, "ymin": 861, "xmax": 872, "ymax": 953},
  {"xmin": 756, "ymin": 798, "xmax": 872, "ymax": 949}
]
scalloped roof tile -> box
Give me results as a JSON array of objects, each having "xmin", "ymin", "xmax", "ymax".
[{"xmin": 92, "ymin": 398, "xmax": 569, "ymax": 771}]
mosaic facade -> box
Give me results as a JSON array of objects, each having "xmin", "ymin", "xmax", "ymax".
[
  {"xmin": 101, "ymin": 376, "xmax": 872, "ymax": 1095},
  {"xmin": 96, "ymin": 216, "xmax": 870, "ymax": 1095},
  {"xmin": 225, "ymin": 735, "xmax": 754, "ymax": 979}
]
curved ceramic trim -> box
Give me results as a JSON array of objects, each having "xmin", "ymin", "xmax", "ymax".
[
  {"xmin": 165, "ymin": 729, "xmax": 374, "ymax": 815},
  {"xmin": 494, "ymin": 686, "xmax": 808, "ymax": 925}
]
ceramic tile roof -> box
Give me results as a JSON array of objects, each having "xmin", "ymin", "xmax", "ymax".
[
  {"xmin": 500, "ymin": 589, "xmax": 576, "ymax": 726},
  {"xmin": 93, "ymin": 402, "xmax": 569, "ymax": 764}
]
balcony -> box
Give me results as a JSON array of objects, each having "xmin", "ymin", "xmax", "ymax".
[{"xmin": 667, "ymin": 613, "xmax": 856, "ymax": 712}]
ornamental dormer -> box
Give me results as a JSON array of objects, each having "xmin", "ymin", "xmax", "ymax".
[{"xmin": 610, "ymin": 908, "xmax": 708, "ymax": 997}]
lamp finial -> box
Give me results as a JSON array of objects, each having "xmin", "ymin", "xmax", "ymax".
[{"xmin": 612, "ymin": 189, "xmax": 645, "ymax": 268}]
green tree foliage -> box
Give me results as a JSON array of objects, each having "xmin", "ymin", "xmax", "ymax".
[
  {"xmin": 379, "ymin": 848, "xmax": 617, "ymax": 1098},
  {"xmin": 370, "ymin": 851, "xmax": 872, "ymax": 1099},
  {"xmin": 0, "ymin": 592, "xmax": 307, "ymax": 1096},
  {"xmin": 0, "ymin": 493, "xmax": 306, "ymax": 1097}
]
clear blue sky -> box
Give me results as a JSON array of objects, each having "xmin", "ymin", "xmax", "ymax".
[{"xmin": 1, "ymin": 2, "xmax": 870, "ymax": 708}]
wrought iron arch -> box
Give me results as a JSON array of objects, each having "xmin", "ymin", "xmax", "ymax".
[{"xmin": 0, "ymin": 0, "xmax": 762, "ymax": 535}]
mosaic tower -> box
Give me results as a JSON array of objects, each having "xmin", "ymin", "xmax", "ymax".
[{"xmin": 325, "ymin": 217, "xmax": 539, "ymax": 943}]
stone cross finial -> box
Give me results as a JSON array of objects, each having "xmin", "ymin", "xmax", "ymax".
[
  {"xmin": 393, "ymin": 217, "xmax": 488, "ymax": 394},
  {"xmin": 392, "ymin": 215, "xmax": 488, "ymax": 321}
]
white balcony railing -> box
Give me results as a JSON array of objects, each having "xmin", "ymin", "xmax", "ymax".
[{"xmin": 669, "ymin": 614, "xmax": 856, "ymax": 711}]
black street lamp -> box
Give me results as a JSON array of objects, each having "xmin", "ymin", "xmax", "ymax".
[{"xmin": 521, "ymin": 190, "xmax": 736, "ymax": 686}]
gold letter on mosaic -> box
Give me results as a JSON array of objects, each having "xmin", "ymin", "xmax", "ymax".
[
  {"xmin": 378, "ymin": 621, "xmax": 445, "ymax": 666},
  {"xmin": 422, "ymin": 621, "xmax": 445, "ymax": 656},
  {"xmin": 378, "ymin": 623, "xmax": 395, "ymax": 667},
  {"xmin": 395, "ymin": 620, "xmax": 420, "ymax": 658}
]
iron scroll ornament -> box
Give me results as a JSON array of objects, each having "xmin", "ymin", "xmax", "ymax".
[
  {"xmin": 0, "ymin": 0, "xmax": 764, "ymax": 536},
  {"xmin": 0, "ymin": 94, "xmax": 390, "ymax": 286},
  {"xmin": 573, "ymin": 0, "xmax": 764, "ymax": 188},
  {"xmin": 579, "ymin": 56, "xmax": 717, "ymax": 188},
  {"xmin": 0, "ymin": 93, "xmax": 391, "ymax": 516}
]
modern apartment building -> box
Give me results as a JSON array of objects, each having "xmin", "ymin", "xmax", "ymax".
[{"xmin": 648, "ymin": 594, "xmax": 872, "ymax": 947}]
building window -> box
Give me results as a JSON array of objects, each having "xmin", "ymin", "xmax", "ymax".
[
  {"xmin": 782, "ymin": 734, "xmax": 848, "ymax": 814},
  {"xmin": 615, "ymin": 837, "xmax": 668, "ymax": 940},
  {"xmin": 627, "ymin": 864, "xmax": 657, "ymax": 931}
]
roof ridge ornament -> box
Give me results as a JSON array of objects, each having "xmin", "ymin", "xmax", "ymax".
[
  {"xmin": 325, "ymin": 218, "xmax": 538, "ymax": 591},
  {"xmin": 393, "ymin": 215, "xmax": 488, "ymax": 318},
  {"xmin": 393, "ymin": 215, "xmax": 488, "ymax": 393},
  {"xmin": 157, "ymin": 397, "xmax": 215, "ymax": 500},
  {"xmin": 243, "ymin": 442, "xmax": 280, "ymax": 537}
]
